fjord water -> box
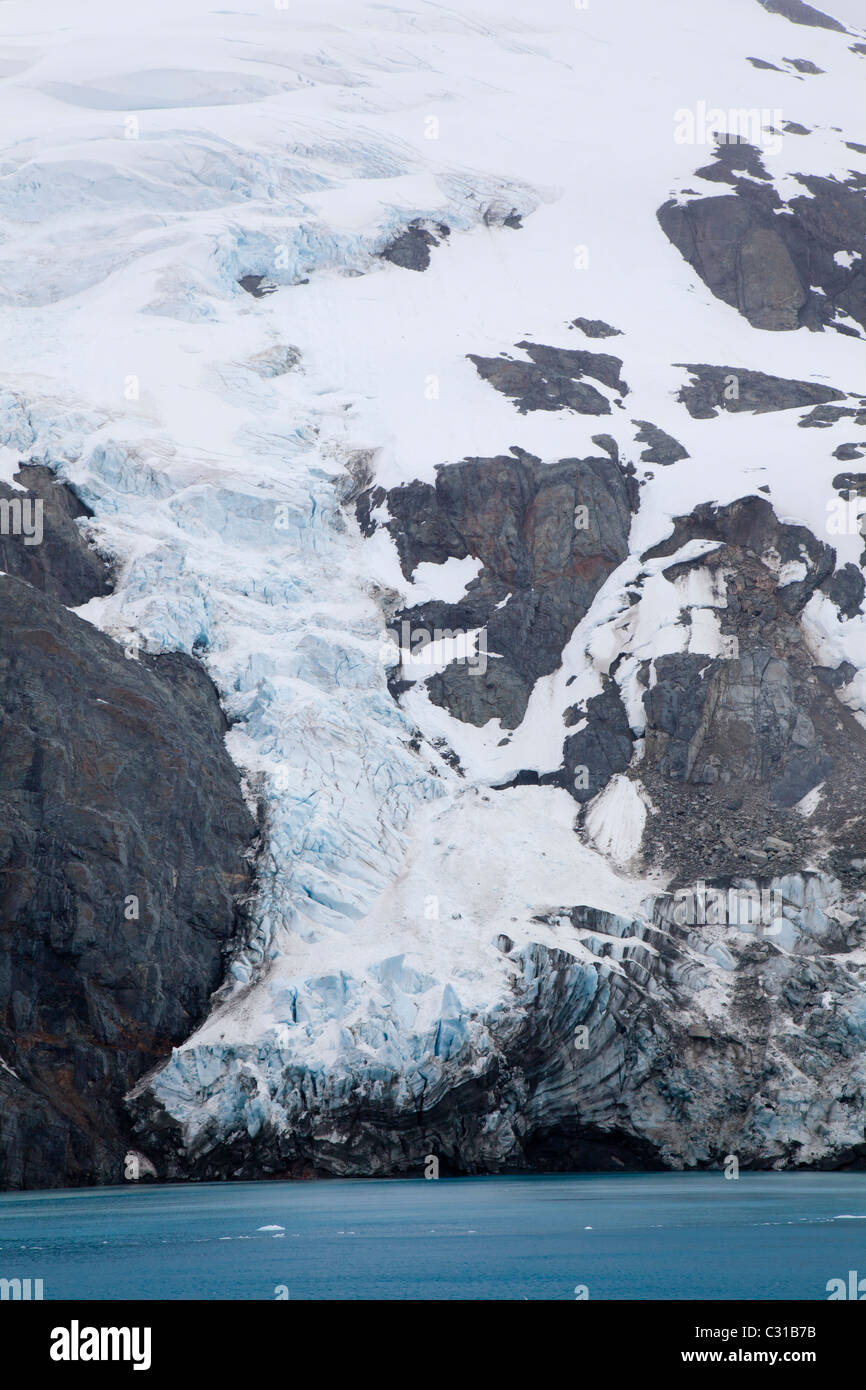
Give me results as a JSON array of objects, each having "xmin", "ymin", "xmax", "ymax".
[{"xmin": 2, "ymin": 1173, "xmax": 865, "ymax": 1301}]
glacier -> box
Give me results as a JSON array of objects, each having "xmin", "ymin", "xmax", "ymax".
[{"xmin": 2, "ymin": 0, "xmax": 866, "ymax": 1179}]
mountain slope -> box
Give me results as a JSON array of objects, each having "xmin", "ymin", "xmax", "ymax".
[{"xmin": 1, "ymin": 0, "xmax": 866, "ymax": 1183}]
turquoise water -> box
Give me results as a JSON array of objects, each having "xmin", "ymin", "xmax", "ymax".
[{"xmin": 1, "ymin": 1172, "xmax": 865, "ymax": 1300}]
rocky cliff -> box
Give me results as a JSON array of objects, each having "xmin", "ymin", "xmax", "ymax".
[{"xmin": 0, "ymin": 469, "xmax": 256, "ymax": 1186}]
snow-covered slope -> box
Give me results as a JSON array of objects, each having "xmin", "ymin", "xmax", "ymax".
[{"xmin": 3, "ymin": 0, "xmax": 866, "ymax": 1179}]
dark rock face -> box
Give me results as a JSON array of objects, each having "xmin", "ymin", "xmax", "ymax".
[
  {"xmin": 359, "ymin": 448, "xmax": 637, "ymax": 728},
  {"xmin": 0, "ymin": 482, "xmax": 256, "ymax": 1189},
  {"xmin": 632, "ymin": 419, "xmax": 689, "ymax": 464},
  {"xmin": 645, "ymin": 647, "xmax": 834, "ymax": 806},
  {"xmin": 643, "ymin": 494, "xmax": 835, "ymax": 592},
  {"xmin": 821, "ymin": 561, "xmax": 865, "ymax": 617},
  {"xmin": 590, "ymin": 433, "xmax": 619, "ymax": 461},
  {"xmin": 468, "ymin": 341, "xmax": 627, "ymax": 415},
  {"xmin": 238, "ymin": 274, "xmax": 277, "ymax": 298},
  {"xmin": 379, "ymin": 219, "xmax": 450, "ymax": 271},
  {"xmin": 570, "ymin": 316, "xmax": 622, "ymax": 338},
  {"xmin": 695, "ymin": 139, "xmax": 773, "ymax": 184},
  {"xmin": 800, "ymin": 404, "xmax": 866, "ymax": 428},
  {"xmin": 675, "ymin": 364, "xmax": 847, "ymax": 419},
  {"xmin": 658, "ymin": 143, "xmax": 866, "ymax": 336},
  {"xmin": 833, "ymin": 470, "xmax": 866, "ymax": 497},
  {"xmin": 636, "ymin": 496, "xmax": 866, "ymax": 880},
  {"xmin": 0, "ymin": 466, "xmax": 113, "ymax": 605},
  {"xmin": 813, "ymin": 659, "xmax": 857, "ymax": 689},
  {"xmin": 756, "ymin": 0, "xmax": 847, "ymax": 31},
  {"xmin": 561, "ymin": 680, "xmax": 634, "ymax": 803},
  {"xmin": 644, "ymin": 652, "xmax": 723, "ymax": 784},
  {"xmin": 784, "ymin": 56, "xmax": 825, "ymax": 73},
  {"xmin": 514, "ymin": 343, "xmax": 628, "ymax": 394}
]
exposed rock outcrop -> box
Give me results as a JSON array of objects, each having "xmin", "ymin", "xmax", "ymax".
[
  {"xmin": 675, "ymin": 364, "xmax": 848, "ymax": 418},
  {"xmin": 358, "ymin": 448, "xmax": 637, "ymax": 728},
  {"xmin": 0, "ymin": 466, "xmax": 113, "ymax": 605},
  {"xmin": 467, "ymin": 341, "xmax": 627, "ymax": 415},
  {"xmin": 570, "ymin": 316, "xmax": 622, "ymax": 339},
  {"xmin": 561, "ymin": 680, "xmax": 635, "ymax": 803},
  {"xmin": 238, "ymin": 274, "xmax": 278, "ymax": 298},
  {"xmin": 632, "ymin": 419, "xmax": 689, "ymax": 464},
  {"xmin": 635, "ymin": 497, "xmax": 866, "ymax": 881},
  {"xmin": 756, "ymin": 0, "xmax": 847, "ymax": 32},
  {"xmin": 380, "ymin": 219, "xmax": 450, "ymax": 271},
  {"xmin": 0, "ymin": 473, "xmax": 256, "ymax": 1188},
  {"xmin": 659, "ymin": 142, "xmax": 866, "ymax": 336}
]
